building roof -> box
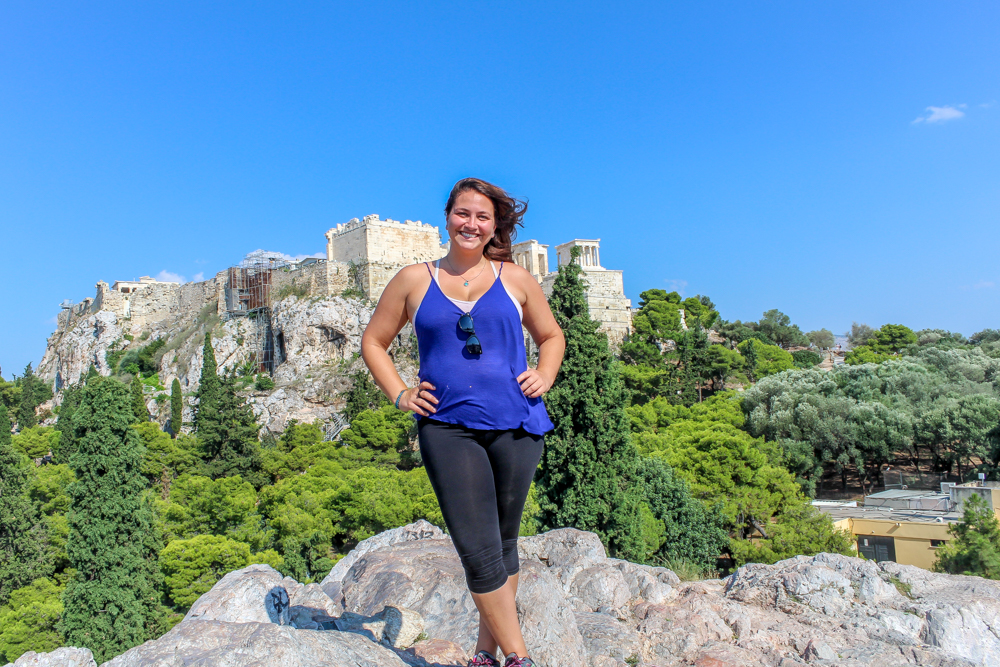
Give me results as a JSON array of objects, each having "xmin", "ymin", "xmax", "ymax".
[{"xmin": 816, "ymin": 502, "xmax": 961, "ymax": 525}]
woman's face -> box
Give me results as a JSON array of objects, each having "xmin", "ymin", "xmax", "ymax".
[{"xmin": 447, "ymin": 190, "xmax": 496, "ymax": 253}]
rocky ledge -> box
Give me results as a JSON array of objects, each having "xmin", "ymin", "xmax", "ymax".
[{"xmin": 8, "ymin": 520, "xmax": 1000, "ymax": 667}]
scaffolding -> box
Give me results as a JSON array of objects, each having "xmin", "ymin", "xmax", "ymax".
[{"xmin": 225, "ymin": 250, "xmax": 289, "ymax": 374}]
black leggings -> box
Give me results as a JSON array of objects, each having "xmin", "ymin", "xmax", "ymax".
[{"xmin": 418, "ymin": 418, "xmax": 544, "ymax": 594}]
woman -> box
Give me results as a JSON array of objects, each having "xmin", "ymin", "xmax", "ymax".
[{"xmin": 361, "ymin": 178, "xmax": 565, "ymax": 667}]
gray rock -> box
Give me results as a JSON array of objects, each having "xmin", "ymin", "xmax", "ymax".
[
  {"xmin": 518, "ymin": 528, "xmax": 607, "ymax": 587},
  {"xmin": 607, "ymin": 559, "xmax": 677, "ymax": 605},
  {"xmin": 336, "ymin": 606, "xmax": 425, "ymax": 649},
  {"xmin": 322, "ymin": 519, "xmax": 446, "ymax": 599},
  {"xmin": 803, "ymin": 639, "xmax": 837, "ymax": 662},
  {"xmin": 2, "ymin": 648, "xmax": 96, "ymax": 667},
  {"xmin": 340, "ymin": 538, "xmax": 479, "ymax": 648},
  {"xmin": 102, "ymin": 619, "xmax": 407, "ymax": 667},
  {"xmin": 574, "ymin": 611, "xmax": 642, "ymax": 666},
  {"xmin": 288, "ymin": 582, "xmax": 340, "ymax": 630},
  {"xmin": 568, "ymin": 565, "xmax": 631, "ymax": 614},
  {"xmin": 513, "ymin": 560, "xmax": 587, "ymax": 667},
  {"xmin": 183, "ymin": 564, "xmax": 291, "ymax": 625}
]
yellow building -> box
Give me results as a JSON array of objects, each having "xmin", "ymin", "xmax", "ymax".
[{"xmin": 816, "ymin": 483, "xmax": 1000, "ymax": 571}]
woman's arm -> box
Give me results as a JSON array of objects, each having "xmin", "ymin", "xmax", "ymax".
[
  {"xmin": 360, "ymin": 265, "xmax": 439, "ymax": 416},
  {"xmin": 514, "ymin": 269, "xmax": 565, "ymax": 398}
]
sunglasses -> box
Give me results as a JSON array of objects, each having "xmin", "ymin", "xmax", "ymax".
[{"xmin": 459, "ymin": 312, "xmax": 482, "ymax": 355}]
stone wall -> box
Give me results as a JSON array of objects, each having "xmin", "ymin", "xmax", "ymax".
[
  {"xmin": 542, "ymin": 268, "xmax": 632, "ymax": 346},
  {"xmin": 325, "ymin": 215, "xmax": 448, "ymax": 300}
]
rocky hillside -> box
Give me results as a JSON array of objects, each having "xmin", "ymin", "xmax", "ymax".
[
  {"xmin": 9, "ymin": 522, "xmax": 999, "ymax": 667},
  {"xmin": 37, "ymin": 294, "xmax": 419, "ymax": 433}
]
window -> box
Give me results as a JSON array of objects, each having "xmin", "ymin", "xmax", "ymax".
[{"xmin": 930, "ymin": 539, "xmax": 946, "ymax": 548}]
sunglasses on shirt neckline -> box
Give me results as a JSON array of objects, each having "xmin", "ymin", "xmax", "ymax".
[{"xmin": 458, "ymin": 312, "xmax": 482, "ymax": 355}]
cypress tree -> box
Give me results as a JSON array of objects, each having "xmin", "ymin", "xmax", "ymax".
[
  {"xmin": 198, "ymin": 372, "xmax": 264, "ymax": 488},
  {"xmin": 195, "ymin": 333, "xmax": 221, "ymax": 432},
  {"xmin": 54, "ymin": 384, "xmax": 82, "ymax": 463},
  {"xmin": 536, "ymin": 247, "xmax": 644, "ymax": 560},
  {"xmin": 0, "ymin": 403, "xmax": 51, "ymax": 606},
  {"xmin": 60, "ymin": 379, "xmax": 162, "ymax": 662},
  {"xmin": 170, "ymin": 379, "xmax": 183, "ymax": 438},
  {"xmin": 130, "ymin": 376, "xmax": 148, "ymax": 423},
  {"xmin": 17, "ymin": 363, "xmax": 38, "ymax": 429}
]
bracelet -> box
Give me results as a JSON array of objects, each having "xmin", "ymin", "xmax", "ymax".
[{"xmin": 395, "ymin": 389, "xmax": 406, "ymax": 410}]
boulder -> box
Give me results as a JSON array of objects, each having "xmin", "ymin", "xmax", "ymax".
[
  {"xmin": 336, "ymin": 606, "xmax": 426, "ymax": 649},
  {"xmin": 183, "ymin": 564, "xmax": 292, "ymax": 625},
  {"xmin": 322, "ymin": 519, "xmax": 446, "ymax": 601},
  {"xmin": 103, "ymin": 619, "xmax": 408, "ymax": 667},
  {"xmin": 1, "ymin": 648, "xmax": 96, "ymax": 667},
  {"xmin": 403, "ymin": 639, "xmax": 468, "ymax": 666}
]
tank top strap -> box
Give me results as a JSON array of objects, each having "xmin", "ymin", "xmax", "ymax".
[
  {"xmin": 490, "ymin": 260, "xmax": 499, "ymax": 278},
  {"xmin": 425, "ymin": 262, "xmax": 433, "ymax": 277},
  {"xmin": 498, "ymin": 261, "xmax": 504, "ymax": 276}
]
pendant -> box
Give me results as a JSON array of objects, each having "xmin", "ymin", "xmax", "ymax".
[{"xmin": 464, "ymin": 281, "xmax": 469, "ymax": 286}]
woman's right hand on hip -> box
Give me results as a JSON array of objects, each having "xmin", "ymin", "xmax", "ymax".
[{"xmin": 399, "ymin": 381, "xmax": 438, "ymax": 416}]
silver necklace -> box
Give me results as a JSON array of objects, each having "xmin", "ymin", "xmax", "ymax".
[{"xmin": 447, "ymin": 256, "xmax": 488, "ymax": 286}]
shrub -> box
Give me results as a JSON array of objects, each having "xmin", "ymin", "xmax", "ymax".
[
  {"xmin": 792, "ymin": 350, "xmax": 822, "ymax": 368},
  {"xmin": 254, "ymin": 374, "xmax": 275, "ymax": 391}
]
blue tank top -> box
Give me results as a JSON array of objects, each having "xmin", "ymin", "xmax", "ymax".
[{"xmin": 413, "ymin": 262, "xmax": 554, "ymax": 436}]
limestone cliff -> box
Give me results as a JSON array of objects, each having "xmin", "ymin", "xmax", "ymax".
[
  {"xmin": 37, "ymin": 287, "xmax": 418, "ymax": 433},
  {"xmin": 9, "ymin": 522, "xmax": 999, "ymax": 667}
]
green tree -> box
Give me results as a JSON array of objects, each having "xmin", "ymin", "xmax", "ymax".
[
  {"xmin": 130, "ymin": 375, "xmax": 148, "ymax": 423},
  {"xmin": 756, "ymin": 310, "xmax": 809, "ymax": 349},
  {"xmin": 60, "ymin": 378, "xmax": 163, "ymax": 662},
  {"xmin": 17, "ymin": 364, "xmax": 40, "ymax": 429},
  {"xmin": 342, "ymin": 370, "xmax": 389, "ymax": 423},
  {"xmin": 0, "ymin": 404, "xmax": 51, "ymax": 607},
  {"xmin": 535, "ymin": 246, "xmax": 644, "ymax": 560},
  {"xmin": 638, "ymin": 456, "xmax": 728, "ymax": 569},
  {"xmin": 197, "ymin": 373, "xmax": 265, "ymax": 488},
  {"xmin": 847, "ymin": 322, "xmax": 875, "ymax": 348},
  {"xmin": 0, "ymin": 577, "xmax": 65, "ymax": 663},
  {"xmin": 159, "ymin": 474, "xmax": 270, "ymax": 551},
  {"xmin": 160, "ymin": 535, "xmax": 252, "ymax": 609},
  {"xmin": 339, "ymin": 405, "xmax": 417, "ymax": 467},
  {"xmin": 935, "ymin": 494, "xmax": 1000, "ymax": 579},
  {"xmin": 792, "ymin": 350, "xmax": 822, "ymax": 369},
  {"xmin": 737, "ymin": 339, "xmax": 794, "ymax": 378},
  {"xmin": 133, "ymin": 422, "xmax": 202, "ymax": 496},
  {"xmin": 170, "ymin": 378, "xmax": 183, "ymax": 438},
  {"xmin": 194, "ymin": 333, "xmax": 221, "ymax": 432},
  {"xmin": 54, "ymin": 384, "xmax": 82, "ymax": 463},
  {"xmin": 11, "ymin": 426, "xmax": 60, "ymax": 459},
  {"xmin": 844, "ymin": 345, "xmax": 896, "ymax": 365},
  {"xmin": 807, "ymin": 329, "xmax": 835, "ymax": 349},
  {"xmin": 869, "ymin": 324, "xmax": 917, "ymax": 354}
]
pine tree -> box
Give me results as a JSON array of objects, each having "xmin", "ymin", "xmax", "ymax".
[
  {"xmin": 343, "ymin": 370, "xmax": 389, "ymax": 423},
  {"xmin": 17, "ymin": 363, "xmax": 38, "ymax": 429},
  {"xmin": 0, "ymin": 403, "xmax": 51, "ymax": 607},
  {"xmin": 60, "ymin": 379, "xmax": 162, "ymax": 662},
  {"xmin": 198, "ymin": 372, "xmax": 264, "ymax": 488},
  {"xmin": 536, "ymin": 247, "xmax": 645, "ymax": 560},
  {"xmin": 935, "ymin": 494, "xmax": 1000, "ymax": 579},
  {"xmin": 170, "ymin": 379, "xmax": 183, "ymax": 438},
  {"xmin": 85, "ymin": 364, "xmax": 100, "ymax": 384},
  {"xmin": 130, "ymin": 376, "xmax": 148, "ymax": 423},
  {"xmin": 195, "ymin": 333, "xmax": 220, "ymax": 432},
  {"xmin": 54, "ymin": 384, "xmax": 82, "ymax": 463}
]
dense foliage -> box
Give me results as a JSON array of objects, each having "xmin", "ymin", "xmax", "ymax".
[
  {"xmin": 536, "ymin": 246, "xmax": 645, "ymax": 560},
  {"xmin": 2, "ymin": 270, "xmax": 996, "ymax": 661},
  {"xmin": 60, "ymin": 378, "xmax": 164, "ymax": 663}
]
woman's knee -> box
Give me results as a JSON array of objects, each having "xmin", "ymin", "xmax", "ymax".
[{"xmin": 461, "ymin": 545, "xmax": 509, "ymax": 594}]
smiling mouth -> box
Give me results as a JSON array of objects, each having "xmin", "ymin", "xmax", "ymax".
[{"xmin": 459, "ymin": 231, "xmax": 479, "ymax": 239}]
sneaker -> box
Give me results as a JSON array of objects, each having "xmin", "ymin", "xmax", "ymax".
[
  {"xmin": 503, "ymin": 654, "xmax": 536, "ymax": 667},
  {"xmin": 468, "ymin": 650, "xmax": 501, "ymax": 667}
]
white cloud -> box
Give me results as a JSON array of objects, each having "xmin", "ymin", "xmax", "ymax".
[
  {"xmin": 155, "ymin": 270, "xmax": 186, "ymax": 283},
  {"xmin": 664, "ymin": 279, "xmax": 688, "ymax": 295},
  {"xmin": 913, "ymin": 104, "xmax": 966, "ymax": 124},
  {"xmin": 973, "ymin": 280, "xmax": 995, "ymax": 289},
  {"xmin": 192, "ymin": 272, "xmax": 205, "ymax": 282},
  {"xmin": 980, "ymin": 101, "xmax": 996, "ymax": 109}
]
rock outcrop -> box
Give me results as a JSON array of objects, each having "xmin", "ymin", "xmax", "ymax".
[
  {"xmin": 10, "ymin": 523, "xmax": 1000, "ymax": 667},
  {"xmin": 37, "ymin": 293, "xmax": 419, "ymax": 433}
]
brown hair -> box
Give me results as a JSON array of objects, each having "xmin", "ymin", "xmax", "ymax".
[{"xmin": 444, "ymin": 177, "xmax": 527, "ymax": 262}]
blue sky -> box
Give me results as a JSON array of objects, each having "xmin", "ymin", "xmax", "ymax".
[{"xmin": 2, "ymin": 2, "xmax": 998, "ymax": 378}]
